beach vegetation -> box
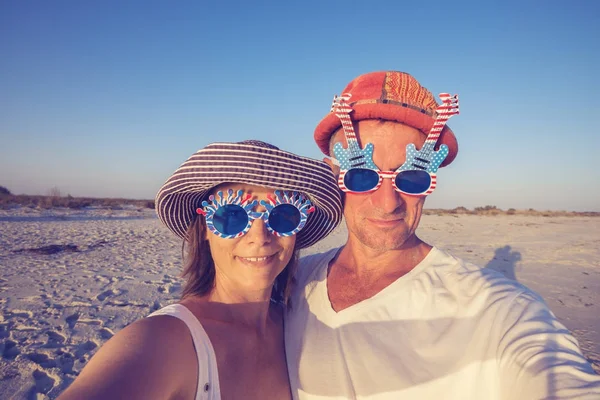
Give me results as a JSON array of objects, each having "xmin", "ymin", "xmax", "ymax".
[
  {"xmin": 0, "ymin": 194, "xmax": 155, "ymax": 210},
  {"xmin": 0, "ymin": 185, "xmax": 11, "ymax": 196}
]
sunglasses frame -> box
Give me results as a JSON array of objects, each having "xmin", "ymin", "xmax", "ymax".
[
  {"xmin": 337, "ymin": 168, "xmax": 436, "ymax": 196},
  {"xmin": 197, "ymin": 189, "xmax": 314, "ymax": 239},
  {"xmin": 329, "ymin": 92, "xmax": 458, "ymax": 199}
]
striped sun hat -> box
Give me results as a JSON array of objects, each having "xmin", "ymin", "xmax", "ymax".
[{"xmin": 155, "ymin": 140, "xmax": 343, "ymax": 249}]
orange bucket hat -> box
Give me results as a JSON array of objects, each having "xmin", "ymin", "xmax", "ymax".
[{"xmin": 314, "ymin": 71, "xmax": 459, "ymax": 167}]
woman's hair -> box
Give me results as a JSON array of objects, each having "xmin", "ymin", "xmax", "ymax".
[{"xmin": 180, "ymin": 215, "xmax": 298, "ymax": 307}]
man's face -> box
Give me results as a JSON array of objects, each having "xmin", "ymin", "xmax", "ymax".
[{"xmin": 328, "ymin": 120, "xmax": 427, "ymax": 252}]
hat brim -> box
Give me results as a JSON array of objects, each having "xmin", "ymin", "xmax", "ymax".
[
  {"xmin": 156, "ymin": 142, "xmax": 343, "ymax": 249},
  {"xmin": 314, "ymin": 102, "xmax": 458, "ymax": 167}
]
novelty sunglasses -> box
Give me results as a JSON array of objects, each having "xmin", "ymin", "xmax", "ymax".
[
  {"xmin": 337, "ymin": 168, "xmax": 437, "ymax": 196},
  {"xmin": 196, "ymin": 189, "xmax": 314, "ymax": 239},
  {"xmin": 329, "ymin": 92, "xmax": 459, "ymax": 197}
]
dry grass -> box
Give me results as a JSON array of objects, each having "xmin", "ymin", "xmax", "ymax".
[
  {"xmin": 0, "ymin": 193, "xmax": 154, "ymax": 210},
  {"xmin": 423, "ymin": 206, "xmax": 600, "ymax": 217}
]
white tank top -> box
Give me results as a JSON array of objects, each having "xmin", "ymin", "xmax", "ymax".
[{"xmin": 148, "ymin": 304, "xmax": 221, "ymax": 400}]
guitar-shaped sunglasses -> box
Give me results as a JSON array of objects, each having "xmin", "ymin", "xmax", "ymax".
[{"xmin": 331, "ymin": 93, "xmax": 459, "ymax": 196}]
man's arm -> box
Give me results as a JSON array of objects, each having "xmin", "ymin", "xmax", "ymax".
[{"xmin": 497, "ymin": 290, "xmax": 600, "ymax": 399}]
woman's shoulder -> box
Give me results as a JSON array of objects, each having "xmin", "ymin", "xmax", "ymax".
[
  {"xmin": 147, "ymin": 303, "xmax": 202, "ymax": 328},
  {"xmin": 147, "ymin": 303, "xmax": 215, "ymax": 351},
  {"xmin": 137, "ymin": 304, "xmax": 199, "ymax": 342}
]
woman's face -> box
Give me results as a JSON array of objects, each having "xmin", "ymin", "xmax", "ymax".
[{"xmin": 204, "ymin": 183, "xmax": 297, "ymax": 296}]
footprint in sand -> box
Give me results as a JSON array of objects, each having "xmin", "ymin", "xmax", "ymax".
[
  {"xmin": 26, "ymin": 352, "xmax": 57, "ymax": 368},
  {"xmin": 94, "ymin": 275, "xmax": 111, "ymax": 284},
  {"xmin": 99, "ymin": 327, "xmax": 114, "ymax": 339},
  {"xmin": 158, "ymin": 284, "xmax": 170, "ymax": 293},
  {"xmin": 0, "ymin": 322, "xmax": 9, "ymax": 339},
  {"xmin": 2, "ymin": 339, "xmax": 20, "ymax": 359},
  {"xmin": 74, "ymin": 339, "xmax": 98, "ymax": 360},
  {"xmin": 65, "ymin": 312, "xmax": 80, "ymax": 329},
  {"xmin": 152, "ymin": 300, "xmax": 162, "ymax": 311},
  {"xmin": 32, "ymin": 369, "xmax": 56, "ymax": 395},
  {"xmin": 96, "ymin": 288, "xmax": 127, "ymax": 301},
  {"xmin": 44, "ymin": 330, "xmax": 67, "ymax": 348},
  {"xmin": 55, "ymin": 350, "xmax": 75, "ymax": 374},
  {"xmin": 96, "ymin": 289, "xmax": 116, "ymax": 301},
  {"xmin": 158, "ymin": 281, "xmax": 182, "ymax": 294},
  {"xmin": 9, "ymin": 309, "xmax": 34, "ymax": 318}
]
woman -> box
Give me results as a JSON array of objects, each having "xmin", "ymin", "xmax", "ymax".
[{"xmin": 58, "ymin": 140, "xmax": 342, "ymax": 400}]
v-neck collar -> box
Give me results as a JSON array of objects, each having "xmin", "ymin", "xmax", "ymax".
[{"xmin": 317, "ymin": 247, "xmax": 439, "ymax": 323}]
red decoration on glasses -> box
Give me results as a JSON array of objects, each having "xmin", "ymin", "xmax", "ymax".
[
  {"xmin": 266, "ymin": 193, "xmax": 277, "ymax": 204},
  {"xmin": 241, "ymin": 193, "xmax": 253, "ymax": 204}
]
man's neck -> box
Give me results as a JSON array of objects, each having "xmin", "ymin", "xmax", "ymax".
[
  {"xmin": 326, "ymin": 235, "xmax": 432, "ymax": 312},
  {"xmin": 335, "ymin": 234, "xmax": 431, "ymax": 278}
]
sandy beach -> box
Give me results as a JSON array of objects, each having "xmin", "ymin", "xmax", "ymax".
[{"xmin": 0, "ymin": 207, "xmax": 598, "ymax": 399}]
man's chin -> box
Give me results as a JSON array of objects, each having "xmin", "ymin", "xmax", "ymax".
[{"xmin": 354, "ymin": 230, "xmax": 413, "ymax": 251}]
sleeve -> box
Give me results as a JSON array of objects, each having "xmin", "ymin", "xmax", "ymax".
[{"xmin": 497, "ymin": 290, "xmax": 600, "ymax": 399}]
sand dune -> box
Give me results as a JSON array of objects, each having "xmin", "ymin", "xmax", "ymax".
[{"xmin": 0, "ymin": 207, "xmax": 598, "ymax": 398}]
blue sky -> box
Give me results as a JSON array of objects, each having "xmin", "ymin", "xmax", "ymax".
[{"xmin": 1, "ymin": 0, "xmax": 598, "ymax": 211}]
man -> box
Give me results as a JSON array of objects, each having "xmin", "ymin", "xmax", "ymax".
[{"xmin": 285, "ymin": 71, "xmax": 600, "ymax": 399}]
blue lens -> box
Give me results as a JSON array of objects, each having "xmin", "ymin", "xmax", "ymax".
[
  {"xmin": 213, "ymin": 204, "xmax": 249, "ymax": 235},
  {"xmin": 268, "ymin": 204, "xmax": 301, "ymax": 234},
  {"xmin": 395, "ymin": 170, "xmax": 431, "ymax": 194},
  {"xmin": 344, "ymin": 168, "xmax": 380, "ymax": 192}
]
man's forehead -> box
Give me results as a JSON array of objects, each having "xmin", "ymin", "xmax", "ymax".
[{"xmin": 332, "ymin": 119, "xmax": 425, "ymax": 146}]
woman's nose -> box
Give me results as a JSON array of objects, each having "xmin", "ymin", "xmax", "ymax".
[{"xmin": 244, "ymin": 216, "xmax": 272, "ymax": 245}]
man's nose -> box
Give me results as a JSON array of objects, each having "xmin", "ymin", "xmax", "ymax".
[{"xmin": 369, "ymin": 178, "xmax": 403, "ymax": 213}]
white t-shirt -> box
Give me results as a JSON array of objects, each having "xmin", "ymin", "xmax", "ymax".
[{"xmin": 285, "ymin": 247, "xmax": 600, "ymax": 400}]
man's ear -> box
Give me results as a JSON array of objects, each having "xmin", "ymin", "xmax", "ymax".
[{"xmin": 323, "ymin": 157, "xmax": 340, "ymax": 175}]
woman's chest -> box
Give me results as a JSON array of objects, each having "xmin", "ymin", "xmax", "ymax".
[{"xmin": 207, "ymin": 325, "xmax": 291, "ymax": 400}]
